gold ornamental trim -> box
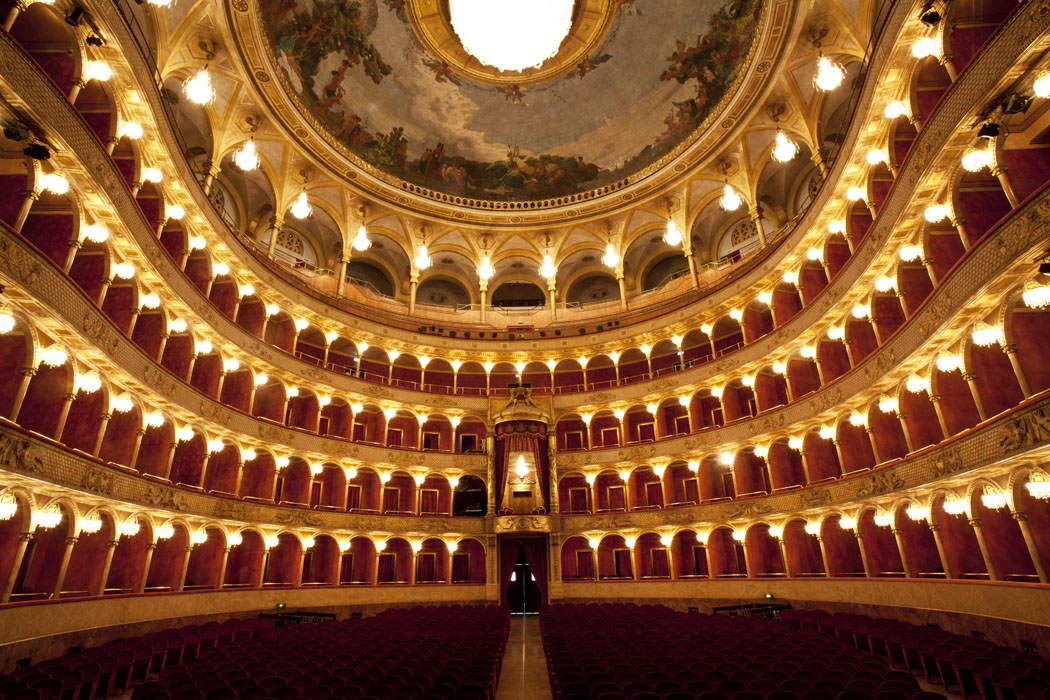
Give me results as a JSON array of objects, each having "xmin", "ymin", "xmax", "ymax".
[{"xmin": 404, "ymin": 0, "xmax": 617, "ymax": 87}]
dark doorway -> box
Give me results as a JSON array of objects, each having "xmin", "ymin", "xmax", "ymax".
[{"xmin": 505, "ymin": 547, "xmax": 541, "ymax": 615}]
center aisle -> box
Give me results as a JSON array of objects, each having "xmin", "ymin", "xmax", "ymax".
[{"xmin": 495, "ymin": 616, "xmax": 553, "ymax": 700}]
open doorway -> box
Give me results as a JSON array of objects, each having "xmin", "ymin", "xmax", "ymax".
[{"xmin": 505, "ymin": 546, "xmax": 542, "ymax": 615}]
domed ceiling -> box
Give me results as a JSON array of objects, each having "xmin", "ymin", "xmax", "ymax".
[{"xmin": 253, "ymin": 0, "xmax": 765, "ymax": 202}]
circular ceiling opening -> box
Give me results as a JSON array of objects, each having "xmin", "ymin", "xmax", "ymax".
[{"xmin": 448, "ymin": 0, "xmax": 574, "ymax": 72}]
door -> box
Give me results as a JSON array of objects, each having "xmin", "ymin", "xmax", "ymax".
[
  {"xmin": 564, "ymin": 431, "xmax": 582, "ymax": 450},
  {"xmin": 651, "ymin": 548, "xmax": 670, "ymax": 578},
  {"xmin": 345, "ymin": 484, "xmax": 360, "ymax": 511},
  {"xmin": 415, "ymin": 552, "xmax": 436, "ymax": 583},
  {"xmin": 637, "ymin": 422, "xmax": 656, "ymax": 442},
  {"xmin": 504, "ymin": 547, "xmax": 542, "ymax": 614},
  {"xmin": 309, "ymin": 480, "xmax": 322, "ymax": 507},
  {"xmin": 575, "ymin": 550, "xmax": 595, "ymax": 579},
  {"xmin": 386, "ymin": 428, "xmax": 402, "ymax": 447},
  {"xmin": 460, "ymin": 434, "xmax": 477, "ymax": 452},
  {"xmin": 451, "ymin": 553, "xmax": 470, "ymax": 583},
  {"xmin": 339, "ymin": 553, "xmax": 353, "ymax": 584},
  {"xmin": 645, "ymin": 481, "xmax": 664, "ymax": 508},
  {"xmin": 601, "ymin": 427, "xmax": 619, "ymax": 446},
  {"xmin": 613, "ymin": 548, "xmax": 632, "ymax": 578},
  {"xmin": 568, "ymin": 487, "xmax": 589, "ymax": 513},
  {"xmin": 607, "ymin": 484, "xmax": 626, "ymax": 511},
  {"xmin": 382, "ymin": 486, "xmax": 400, "ymax": 513},
  {"xmin": 675, "ymin": 416, "xmax": 690, "ymax": 434},
  {"xmin": 377, "ymin": 552, "xmax": 397, "ymax": 583},
  {"xmin": 419, "ymin": 488, "xmax": 439, "ymax": 515},
  {"xmin": 422, "ymin": 432, "xmax": 439, "ymax": 450},
  {"xmin": 352, "ymin": 421, "xmax": 366, "ymax": 441},
  {"xmin": 684, "ymin": 477, "xmax": 700, "ymax": 504}
]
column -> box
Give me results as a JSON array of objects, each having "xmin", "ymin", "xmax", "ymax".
[
  {"xmin": 963, "ymin": 373, "xmax": 988, "ymax": 421},
  {"xmin": 267, "ymin": 225, "xmax": 280, "ymax": 257},
  {"xmin": 684, "ymin": 249, "xmax": 699, "ymax": 288},
  {"xmin": 217, "ymin": 547, "xmax": 230, "ymax": 588},
  {"xmin": 177, "ymin": 546, "xmax": 193, "ymax": 591},
  {"xmin": 91, "ymin": 413, "xmax": 111, "ymax": 457},
  {"xmin": 616, "ymin": 274, "xmax": 627, "ymax": 311},
  {"xmin": 68, "ymin": 78, "xmax": 85, "ymax": 104},
  {"xmin": 853, "ymin": 532, "xmax": 872, "ymax": 577},
  {"xmin": 8, "ymin": 367, "xmax": 35, "ymax": 422},
  {"xmin": 137, "ymin": 543, "xmax": 157, "ymax": 593},
  {"xmin": 11, "ymin": 189, "xmax": 37, "ymax": 234},
  {"xmin": 738, "ymin": 542, "xmax": 750, "ymax": 577},
  {"xmin": 409, "ymin": 271, "xmax": 419, "ymax": 315},
  {"xmin": 1002, "ymin": 344, "xmax": 1032, "ymax": 398},
  {"xmin": 968, "ymin": 518, "xmax": 999, "ymax": 581},
  {"xmin": 891, "ymin": 528, "xmax": 914, "ymax": 578},
  {"xmin": 777, "ymin": 537, "xmax": 790, "ymax": 577},
  {"xmin": 816, "ymin": 536, "xmax": 831, "ymax": 576},
  {"xmin": 50, "ymin": 536, "xmax": 77, "ymax": 599},
  {"xmin": 1013, "ymin": 512, "xmax": 1048, "ymax": 583},
  {"xmin": 865, "ymin": 428, "xmax": 882, "ymax": 464},
  {"xmin": 1, "ymin": 532, "xmax": 32, "ymax": 602},
  {"xmin": 951, "ymin": 216, "xmax": 973, "ymax": 249},
  {"xmin": 337, "ymin": 256, "xmax": 350, "ymax": 297},
  {"xmin": 547, "ymin": 280, "xmax": 557, "ymax": 321},
  {"xmin": 296, "ymin": 549, "xmax": 307, "ymax": 586},
  {"xmin": 128, "ymin": 429, "xmax": 147, "ymax": 469},
  {"xmin": 479, "ymin": 282, "xmax": 488, "ymax": 324},
  {"xmin": 485, "ymin": 435, "xmax": 496, "ymax": 515},
  {"xmin": 628, "ymin": 543, "xmax": 639, "ymax": 580},
  {"xmin": 259, "ymin": 549, "xmax": 271, "ymax": 587},
  {"xmin": 203, "ymin": 162, "xmax": 221, "ymax": 192},
  {"xmin": 95, "ymin": 540, "xmax": 118, "ymax": 596},
  {"xmin": 928, "ymin": 523, "xmax": 954, "ymax": 578},
  {"xmin": 53, "ymin": 393, "xmax": 76, "ymax": 440},
  {"xmin": 992, "ymin": 164, "xmax": 1019, "ymax": 208},
  {"xmin": 749, "ymin": 207, "xmax": 767, "ymax": 246},
  {"xmin": 896, "ymin": 412, "xmax": 916, "ymax": 453},
  {"xmin": 928, "ymin": 395, "xmax": 951, "ymax": 438},
  {"xmin": 162, "ymin": 442, "xmax": 177, "ymax": 480},
  {"xmin": 797, "ymin": 449, "xmax": 813, "ymax": 485}
]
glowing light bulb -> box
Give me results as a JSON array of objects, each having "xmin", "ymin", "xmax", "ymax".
[
  {"xmin": 1022, "ymin": 280, "xmax": 1050, "ymax": 309},
  {"xmin": 924, "ymin": 204, "xmax": 949, "ymax": 222},
  {"xmin": 846, "ymin": 186, "xmax": 866, "ymax": 202},
  {"xmin": 41, "ymin": 173, "xmax": 69, "ymax": 195},
  {"xmin": 189, "ymin": 236, "xmax": 207, "ymax": 250},
  {"xmin": 961, "ymin": 147, "xmax": 991, "ymax": 172},
  {"xmin": 719, "ymin": 183, "xmax": 742, "ymax": 211},
  {"xmin": 1035, "ymin": 72, "xmax": 1050, "ymax": 99},
  {"xmin": 602, "ymin": 243, "xmax": 619, "ymax": 268},
  {"xmin": 118, "ymin": 122, "xmax": 143, "ymax": 140},
  {"xmin": 912, "ymin": 37, "xmax": 939, "ymax": 59},
  {"xmin": 86, "ymin": 61, "xmax": 112, "ymax": 81},
  {"xmin": 40, "ymin": 346, "xmax": 67, "ymax": 367},
  {"xmin": 477, "ymin": 255, "xmax": 494, "ymax": 281},
  {"xmin": 664, "ymin": 220, "xmax": 683, "ymax": 245},
  {"xmin": 82, "ymin": 225, "xmax": 109, "ymax": 243},
  {"xmin": 814, "ymin": 55, "xmax": 844, "ymax": 91},
  {"xmin": 75, "ymin": 371, "xmax": 102, "ymax": 393},
  {"xmin": 866, "ymin": 149, "xmax": 886, "ymax": 165},
  {"xmin": 772, "ymin": 131, "xmax": 799, "ymax": 163},
  {"xmin": 515, "ymin": 455, "xmax": 528, "ymax": 479},
  {"xmin": 971, "ymin": 321, "xmax": 1002, "ymax": 347},
  {"xmin": 142, "ymin": 167, "xmax": 163, "ymax": 183},
  {"xmin": 875, "ymin": 276, "xmax": 897, "ymax": 292},
  {"xmin": 415, "ymin": 244, "xmax": 432, "ymax": 270},
  {"xmin": 234, "ymin": 139, "xmax": 260, "ymax": 171},
  {"xmin": 884, "ymin": 101, "xmax": 907, "ymax": 119},
  {"xmin": 352, "ymin": 225, "xmax": 371, "ymax": 251},
  {"xmin": 878, "ymin": 396, "xmax": 898, "ymax": 413},
  {"xmin": 184, "ymin": 67, "xmax": 215, "ymax": 105},
  {"xmin": 291, "ymin": 191, "xmax": 312, "ymax": 219},
  {"xmin": 540, "ymin": 254, "xmax": 556, "ymax": 279}
]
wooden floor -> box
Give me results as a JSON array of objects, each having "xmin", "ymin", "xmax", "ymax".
[{"xmin": 495, "ymin": 616, "xmax": 552, "ymax": 700}]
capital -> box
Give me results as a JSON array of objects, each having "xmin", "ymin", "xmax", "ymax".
[
  {"xmin": 968, "ymin": 518, "xmax": 982, "ymax": 528},
  {"xmin": 1013, "ymin": 511, "xmax": 1028, "ymax": 522},
  {"xmin": 20, "ymin": 367, "xmax": 36, "ymax": 378},
  {"xmin": 65, "ymin": 536, "xmax": 78, "ymax": 545}
]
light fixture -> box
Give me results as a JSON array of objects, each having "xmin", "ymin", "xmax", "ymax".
[
  {"xmin": 142, "ymin": 167, "xmax": 163, "ymax": 183},
  {"xmin": 238, "ymin": 284, "xmax": 255, "ymax": 298},
  {"xmin": 800, "ymin": 345, "xmax": 816, "ymax": 359},
  {"xmin": 827, "ymin": 326, "xmax": 844, "ymax": 340},
  {"xmin": 540, "ymin": 254, "xmax": 557, "ymax": 279},
  {"xmin": 874, "ymin": 512, "xmax": 892, "ymax": 528},
  {"xmin": 971, "ymin": 321, "xmax": 1002, "ymax": 347},
  {"xmin": 757, "ymin": 291, "xmax": 772, "ymax": 305},
  {"xmin": 184, "ymin": 66, "xmax": 216, "ymax": 105},
  {"xmin": 875, "ymin": 276, "xmax": 897, "ymax": 292},
  {"xmin": 580, "ymin": 412, "xmax": 592, "ymax": 424},
  {"xmin": 291, "ymin": 190, "xmax": 312, "ymax": 219},
  {"xmin": 943, "ymin": 496, "xmax": 967, "ymax": 515},
  {"xmin": 118, "ymin": 520, "xmax": 140, "ymax": 538},
  {"xmin": 587, "ymin": 536, "xmax": 601, "ymax": 550},
  {"xmin": 1035, "ymin": 72, "xmax": 1050, "ymax": 99},
  {"xmin": 514, "ymin": 360, "xmax": 525, "ymax": 374},
  {"xmin": 74, "ymin": 371, "xmax": 102, "ymax": 393},
  {"xmin": 415, "ymin": 244, "xmax": 432, "ymax": 270},
  {"xmin": 804, "ymin": 521, "xmax": 820, "ymax": 536},
  {"xmin": 352, "ymin": 225, "xmax": 371, "ymax": 252},
  {"xmin": 118, "ymin": 122, "xmax": 143, "ymax": 140},
  {"xmin": 293, "ymin": 318, "xmax": 309, "ymax": 332},
  {"xmin": 905, "ymin": 375, "xmax": 928, "ymax": 393},
  {"xmin": 85, "ymin": 60, "xmax": 112, "ymax": 82},
  {"xmin": 828, "ymin": 220, "xmax": 846, "ymax": 234},
  {"xmin": 819, "ymin": 426, "xmax": 835, "ymax": 440},
  {"xmin": 849, "ymin": 412, "xmax": 867, "ymax": 427},
  {"xmin": 206, "ymin": 438, "xmax": 224, "ymax": 453},
  {"xmin": 584, "ymin": 473, "xmax": 596, "ymax": 485},
  {"xmin": 112, "ymin": 394, "xmax": 134, "ymax": 413},
  {"xmin": 782, "ymin": 271, "xmax": 798, "ymax": 285},
  {"xmin": 80, "ymin": 512, "xmax": 103, "ymax": 533},
  {"xmin": 1026, "ymin": 472, "xmax": 1050, "ymax": 500},
  {"xmin": 40, "ymin": 346, "xmax": 68, "ymax": 367},
  {"xmin": 839, "ymin": 516, "xmax": 857, "ymax": 530},
  {"xmin": 602, "ymin": 243, "xmax": 619, "ymax": 268},
  {"xmin": 191, "ymin": 530, "xmax": 208, "ymax": 545},
  {"xmin": 788, "ymin": 437, "xmax": 803, "ymax": 451},
  {"xmin": 40, "ymin": 172, "xmax": 69, "ymax": 195},
  {"xmin": 678, "ymin": 395, "xmax": 690, "ymax": 407},
  {"xmin": 906, "ymin": 504, "xmax": 927, "ymax": 521},
  {"xmin": 239, "ymin": 448, "xmax": 256, "ymax": 463},
  {"xmin": 981, "ymin": 487, "xmax": 1006, "ymax": 510},
  {"xmin": 729, "ymin": 309, "xmax": 743, "ymax": 321},
  {"xmin": 515, "ymin": 454, "xmax": 528, "ymax": 479},
  {"xmin": 772, "ymin": 131, "xmax": 799, "ymax": 163},
  {"xmin": 772, "ymin": 361, "xmax": 787, "ymax": 375},
  {"xmin": 710, "ymin": 386, "xmax": 723, "ymax": 398},
  {"xmin": 851, "ymin": 304, "xmax": 870, "ymax": 319},
  {"xmin": 936, "ymin": 354, "xmax": 962, "ymax": 372},
  {"xmin": 961, "ymin": 147, "xmax": 991, "ymax": 172},
  {"xmin": 483, "ymin": 360, "xmax": 495, "ymax": 373},
  {"xmin": 911, "ymin": 36, "xmax": 939, "ymax": 58},
  {"xmin": 228, "ymin": 533, "xmax": 244, "ymax": 547},
  {"xmin": 144, "ymin": 412, "xmax": 165, "ymax": 428},
  {"xmin": 275, "ymin": 456, "xmax": 290, "ymax": 469},
  {"xmin": 719, "ymin": 182, "xmax": 742, "ymax": 211},
  {"xmin": 884, "ymin": 101, "xmax": 908, "ymax": 119},
  {"xmin": 878, "ymin": 396, "xmax": 898, "ymax": 413},
  {"xmin": 660, "ymin": 533, "xmax": 673, "ymax": 547},
  {"xmin": 899, "ymin": 245, "xmax": 922, "ymax": 262},
  {"xmin": 264, "ymin": 535, "xmax": 280, "ymax": 549},
  {"xmin": 719, "ymin": 452, "xmax": 734, "ymax": 466},
  {"xmin": 664, "ymin": 220, "xmax": 683, "ymax": 246},
  {"xmin": 36, "ymin": 504, "xmax": 62, "ymax": 530},
  {"xmin": 741, "ymin": 375, "xmax": 755, "ymax": 387},
  {"xmin": 477, "ymin": 255, "xmax": 494, "ymax": 281},
  {"xmin": 448, "ymin": 0, "xmax": 573, "ymax": 72},
  {"xmin": 1022, "ymin": 280, "xmax": 1050, "ymax": 309},
  {"xmin": 613, "ymin": 407, "xmax": 626, "ymax": 422},
  {"xmin": 647, "ymin": 402, "xmax": 659, "ymax": 415},
  {"xmin": 223, "ymin": 358, "xmax": 241, "ymax": 372},
  {"xmin": 866, "ymin": 149, "xmax": 886, "ymax": 165},
  {"xmin": 452, "ymin": 359, "xmax": 464, "ymax": 372},
  {"xmin": 112, "ymin": 263, "xmax": 135, "ymax": 279},
  {"xmin": 175, "ymin": 427, "xmax": 194, "ymax": 442},
  {"xmin": 924, "ymin": 204, "xmax": 949, "ymax": 223},
  {"xmin": 194, "ymin": 339, "xmax": 212, "ymax": 354},
  {"xmin": 731, "ymin": 530, "xmax": 745, "ymax": 543},
  {"xmin": 188, "ymin": 236, "xmax": 207, "ymax": 250},
  {"xmin": 82, "ymin": 224, "xmax": 109, "ymax": 243},
  {"xmin": 754, "ymin": 445, "xmax": 768, "ymax": 459},
  {"xmin": 0, "ymin": 493, "xmax": 17, "ymax": 521},
  {"xmin": 233, "ymin": 137, "xmax": 261, "ymax": 171},
  {"xmin": 252, "ymin": 372, "xmax": 268, "ymax": 386},
  {"xmin": 687, "ymin": 460, "xmax": 700, "ymax": 472},
  {"xmin": 846, "ymin": 186, "xmax": 866, "ymax": 202},
  {"xmin": 309, "ymin": 462, "xmax": 323, "ymax": 475},
  {"xmin": 167, "ymin": 205, "xmax": 185, "ymax": 220},
  {"xmin": 213, "ymin": 262, "xmax": 230, "ymax": 276},
  {"xmin": 156, "ymin": 525, "xmax": 175, "ymax": 540},
  {"xmin": 814, "ymin": 54, "xmax": 845, "ymax": 91}
]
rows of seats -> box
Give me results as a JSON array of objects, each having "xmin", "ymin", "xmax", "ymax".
[
  {"xmin": 0, "ymin": 606, "xmax": 509, "ymax": 700},
  {"xmin": 782, "ymin": 609, "xmax": 1050, "ymax": 700},
  {"xmin": 540, "ymin": 603, "xmax": 952, "ymax": 700}
]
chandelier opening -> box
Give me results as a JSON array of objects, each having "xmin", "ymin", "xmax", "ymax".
[{"xmin": 448, "ymin": 0, "xmax": 574, "ymax": 72}]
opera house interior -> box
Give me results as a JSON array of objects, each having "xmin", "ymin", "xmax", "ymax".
[{"xmin": 1, "ymin": 0, "xmax": 1050, "ymax": 697}]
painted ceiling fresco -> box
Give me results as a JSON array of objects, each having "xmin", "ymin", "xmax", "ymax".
[{"xmin": 260, "ymin": 0, "xmax": 763, "ymax": 201}]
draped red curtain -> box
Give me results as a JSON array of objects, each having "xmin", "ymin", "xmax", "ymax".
[
  {"xmin": 499, "ymin": 540, "xmax": 521, "ymax": 606},
  {"xmin": 495, "ymin": 420, "xmax": 550, "ymax": 513},
  {"xmin": 520, "ymin": 537, "xmax": 548, "ymax": 606}
]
